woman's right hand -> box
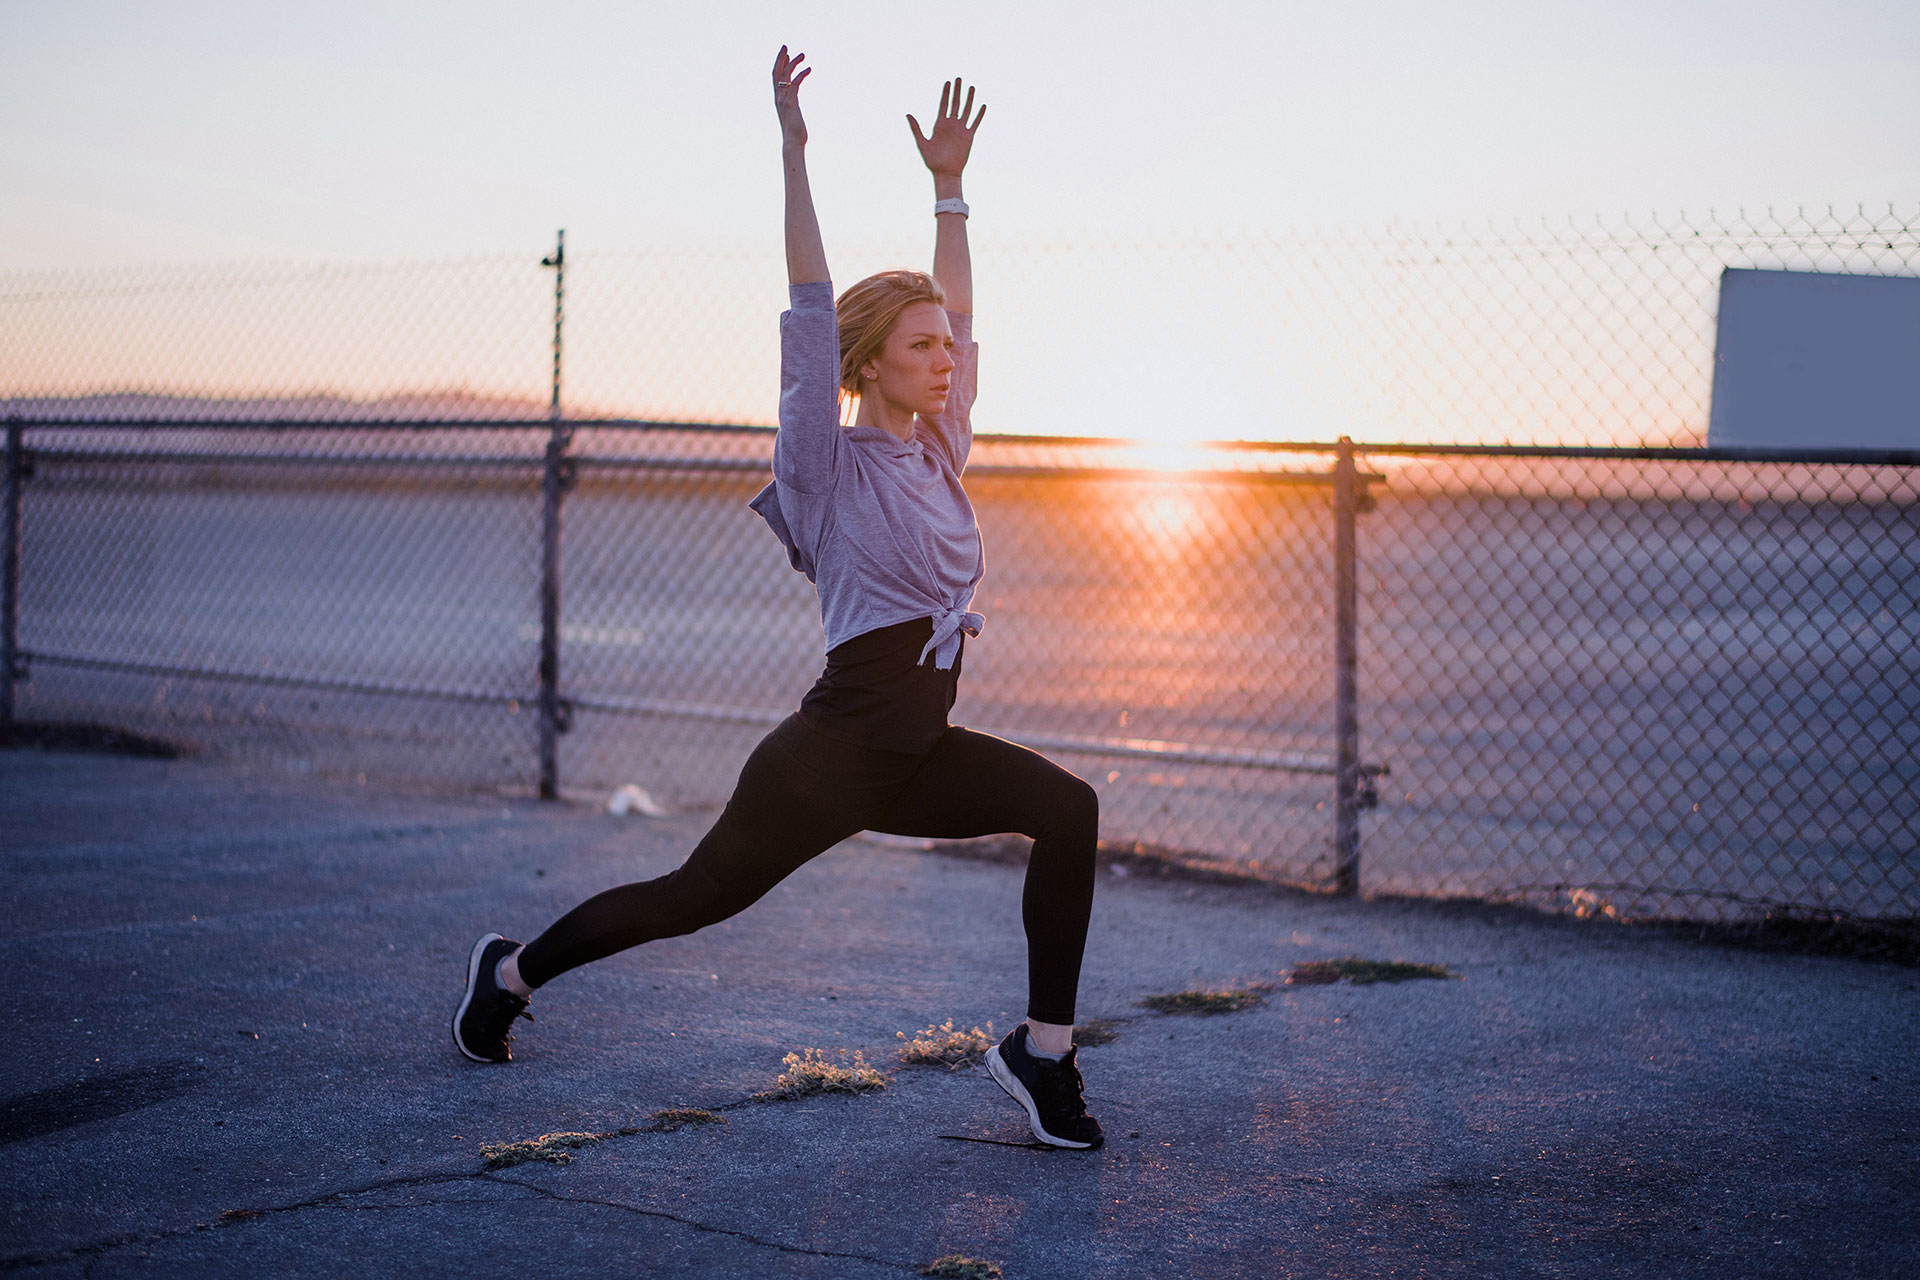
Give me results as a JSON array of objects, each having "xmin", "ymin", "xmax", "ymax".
[{"xmin": 773, "ymin": 46, "xmax": 811, "ymax": 147}]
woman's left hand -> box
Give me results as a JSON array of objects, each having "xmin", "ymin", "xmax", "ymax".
[{"xmin": 908, "ymin": 78, "xmax": 985, "ymax": 178}]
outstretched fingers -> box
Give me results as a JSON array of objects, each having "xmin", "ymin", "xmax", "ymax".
[
  {"xmin": 773, "ymin": 46, "xmax": 812, "ymax": 147},
  {"xmin": 910, "ymin": 76, "xmax": 984, "ymax": 175},
  {"xmin": 936, "ymin": 77, "xmax": 983, "ymax": 132},
  {"xmin": 773, "ymin": 46, "xmax": 810, "ymax": 90}
]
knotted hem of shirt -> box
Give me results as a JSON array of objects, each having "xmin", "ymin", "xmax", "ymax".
[{"xmin": 917, "ymin": 608, "xmax": 985, "ymax": 671}]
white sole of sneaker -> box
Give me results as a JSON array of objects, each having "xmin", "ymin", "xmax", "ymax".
[
  {"xmin": 986, "ymin": 1045, "xmax": 1095, "ymax": 1149},
  {"xmin": 451, "ymin": 932, "xmax": 505, "ymax": 1063}
]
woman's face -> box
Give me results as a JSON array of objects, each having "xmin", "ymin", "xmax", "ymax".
[{"xmin": 863, "ymin": 301, "xmax": 955, "ymax": 419}]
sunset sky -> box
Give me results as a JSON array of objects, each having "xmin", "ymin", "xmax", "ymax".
[
  {"xmin": 3, "ymin": 1, "xmax": 1917, "ymax": 444},
  {"xmin": 5, "ymin": 0, "xmax": 1917, "ymax": 267}
]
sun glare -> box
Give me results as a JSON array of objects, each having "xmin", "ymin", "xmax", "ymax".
[
  {"xmin": 1129, "ymin": 441, "xmax": 1223, "ymax": 473},
  {"xmin": 1131, "ymin": 489, "xmax": 1207, "ymax": 558}
]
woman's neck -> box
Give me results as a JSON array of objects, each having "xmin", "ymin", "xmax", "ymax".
[{"xmin": 852, "ymin": 393, "xmax": 917, "ymax": 442}]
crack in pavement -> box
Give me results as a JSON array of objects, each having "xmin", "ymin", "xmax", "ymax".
[
  {"xmin": 7, "ymin": 1026, "xmax": 1049, "ymax": 1275},
  {"xmin": 481, "ymin": 1172, "xmax": 920, "ymax": 1271},
  {"xmin": 0, "ymin": 1081, "xmax": 926, "ymax": 1274},
  {"xmin": 2, "ymin": 1162, "xmax": 918, "ymax": 1277},
  {"xmin": 0, "ymin": 1170, "xmax": 476, "ymax": 1274}
]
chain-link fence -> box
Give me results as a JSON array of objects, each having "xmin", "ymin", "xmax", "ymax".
[
  {"xmin": 1354, "ymin": 447, "xmax": 1917, "ymax": 924},
  {"xmin": 4, "ymin": 206, "xmax": 1916, "ymax": 931}
]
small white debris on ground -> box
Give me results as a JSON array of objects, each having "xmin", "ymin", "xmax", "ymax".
[{"xmin": 607, "ymin": 784, "xmax": 668, "ymax": 818}]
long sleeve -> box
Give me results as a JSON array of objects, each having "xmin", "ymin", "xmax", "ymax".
[
  {"xmin": 773, "ymin": 281, "xmax": 842, "ymax": 494},
  {"xmin": 750, "ymin": 281, "xmax": 842, "ymax": 581}
]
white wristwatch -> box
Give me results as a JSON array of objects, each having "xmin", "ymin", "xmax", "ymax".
[{"xmin": 933, "ymin": 197, "xmax": 970, "ymax": 219}]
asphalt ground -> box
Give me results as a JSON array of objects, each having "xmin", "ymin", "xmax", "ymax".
[{"xmin": 3, "ymin": 743, "xmax": 1916, "ymax": 1279}]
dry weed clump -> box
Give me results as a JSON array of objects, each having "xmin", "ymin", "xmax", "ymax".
[
  {"xmin": 897, "ymin": 1019, "xmax": 997, "ymax": 1069},
  {"xmin": 921, "ymin": 1255, "xmax": 1003, "ymax": 1279},
  {"xmin": 751, "ymin": 1048, "xmax": 891, "ymax": 1102},
  {"xmin": 646, "ymin": 1108, "xmax": 726, "ymax": 1132},
  {"xmin": 1073, "ymin": 1017, "xmax": 1124, "ymax": 1046},
  {"xmin": 1286, "ymin": 957, "xmax": 1455, "ymax": 986},
  {"xmin": 1137, "ymin": 984, "xmax": 1272, "ymax": 1016},
  {"xmin": 481, "ymin": 1131, "xmax": 606, "ymax": 1168}
]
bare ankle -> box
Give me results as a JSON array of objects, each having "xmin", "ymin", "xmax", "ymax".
[
  {"xmin": 1024, "ymin": 1017, "xmax": 1071, "ymax": 1057},
  {"xmin": 496, "ymin": 946, "xmax": 534, "ymax": 997}
]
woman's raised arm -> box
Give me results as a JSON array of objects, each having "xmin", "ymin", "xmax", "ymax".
[
  {"xmin": 764, "ymin": 46, "xmax": 841, "ymax": 512},
  {"xmin": 909, "ymin": 77, "xmax": 984, "ymax": 314},
  {"xmin": 774, "ymin": 47, "xmax": 829, "ymax": 286}
]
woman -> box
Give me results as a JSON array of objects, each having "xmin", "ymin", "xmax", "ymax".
[{"xmin": 453, "ymin": 47, "xmax": 1103, "ymax": 1150}]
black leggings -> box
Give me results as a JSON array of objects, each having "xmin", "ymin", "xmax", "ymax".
[{"xmin": 515, "ymin": 713, "xmax": 1099, "ymax": 1025}]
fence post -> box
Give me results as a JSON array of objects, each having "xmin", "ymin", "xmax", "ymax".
[
  {"xmin": 1331, "ymin": 436, "xmax": 1362, "ymax": 895},
  {"xmin": 2, "ymin": 417, "xmax": 22, "ymax": 729},
  {"xmin": 537, "ymin": 230, "xmax": 572, "ymax": 800}
]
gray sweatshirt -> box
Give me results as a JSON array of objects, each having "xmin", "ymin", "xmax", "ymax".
[{"xmin": 749, "ymin": 281, "xmax": 985, "ymax": 669}]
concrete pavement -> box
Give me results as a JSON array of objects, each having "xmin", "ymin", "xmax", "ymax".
[{"xmin": 2, "ymin": 744, "xmax": 1915, "ymax": 1278}]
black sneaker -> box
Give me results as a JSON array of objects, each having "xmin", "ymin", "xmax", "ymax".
[
  {"xmin": 452, "ymin": 933, "xmax": 532, "ymax": 1063},
  {"xmin": 987, "ymin": 1024, "xmax": 1105, "ymax": 1149}
]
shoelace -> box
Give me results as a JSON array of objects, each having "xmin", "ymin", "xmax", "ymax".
[
  {"xmin": 1031, "ymin": 1055, "xmax": 1090, "ymax": 1120},
  {"xmin": 477, "ymin": 992, "xmax": 534, "ymax": 1040}
]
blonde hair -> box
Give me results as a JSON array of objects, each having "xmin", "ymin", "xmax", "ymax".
[{"xmin": 835, "ymin": 270, "xmax": 946, "ymax": 397}]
